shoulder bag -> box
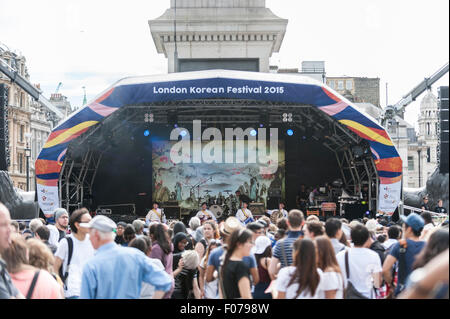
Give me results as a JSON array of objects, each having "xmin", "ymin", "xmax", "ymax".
[{"xmin": 344, "ymin": 250, "xmax": 369, "ymax": 299}]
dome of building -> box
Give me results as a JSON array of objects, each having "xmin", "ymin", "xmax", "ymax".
[{"xmin": 420, "ymin": 91, "xmax": 438, "ymax": 111}]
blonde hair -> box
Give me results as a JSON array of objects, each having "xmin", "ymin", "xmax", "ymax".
[
  {"xmin": 2, "ymin": 234, "xmax": 28, "ymax": 273},
  {"xmin": 182, "ymin": 250, "xmax": 199, "ymax": 270},
  {"xmin": 27, "ymin": 238, "xmax": 55, "ymax": 273},
  {"xmin": 306, "ymin": 215, "xmax": 320, "ymax": 223}
]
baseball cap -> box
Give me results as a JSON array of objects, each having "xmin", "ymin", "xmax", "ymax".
[
  {"xmin": 401, "ymin": 213, "xmax": 425, "ymax": 232},
  {"xmin": 79, "ymin": 215, "xmax": 117, "ymax": 233},
  {"xmin": 254, "ymin": 236, "xmax": 272, "ymax": 254}
]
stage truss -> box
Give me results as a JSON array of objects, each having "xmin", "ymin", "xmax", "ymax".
[{"xmin": 60, "ymin": 99, "xmax": 379, "ymax": 213}]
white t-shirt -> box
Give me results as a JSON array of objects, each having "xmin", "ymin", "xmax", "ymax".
[
  {"xmin": 47, "ymin": 224, "xmax": 61, "ymax": 248},
  {"xmin": 336, "ymin": 248, "xmax": 382, "ymax": 299},
  {"xmin": 55, "ymin": 234, "xmax": 95, "ymax": 298},
  {"xmin": 317, "ymin": 271, "xmax": 344, "ymax": 299},
  {"xmin": 276, "ymin": 266, "xmax": 324, "ymax": 299}
]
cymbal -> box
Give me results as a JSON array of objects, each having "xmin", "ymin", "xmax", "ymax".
[{"xmin": 204, "ymin": 190, "xmax": 212, "ymax": 193}]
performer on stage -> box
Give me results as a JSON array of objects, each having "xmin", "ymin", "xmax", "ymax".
[
  {"xmin": 196, "ymin": 202, "xmax": 217, "ymax": 222},
  {"xmin": 236, "ymin": 201, "xmax": 254, "ymax": 225},
  {"xmin": 235, "ymin": 190, "xmax": 251, "ymax": 208},
  {"xmin": 145, "ymin": 202, "xmax": 166, "ymax": 224},
  {"xmin": 266, "ymin": 202, "xmax": 288, "ymax": 219}
]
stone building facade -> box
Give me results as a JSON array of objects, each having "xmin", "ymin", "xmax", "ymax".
[{"xmin": 326, "ymin": 77, "xmax": 381, "ymax": 107}]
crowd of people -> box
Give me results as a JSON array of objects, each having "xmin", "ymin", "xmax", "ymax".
[{"xmin": 0, "ymin": 200, "xmax": 448, "ymax": 299}]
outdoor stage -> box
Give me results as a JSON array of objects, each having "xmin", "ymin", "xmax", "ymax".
[{"xmin": 35, "ymin": 70, "xmax": 403, "ymax": 221}]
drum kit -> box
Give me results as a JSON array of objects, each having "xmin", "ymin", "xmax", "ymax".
[{"xmin": 200, "ymin": 189, "xmax": 236, "ymax": 219}]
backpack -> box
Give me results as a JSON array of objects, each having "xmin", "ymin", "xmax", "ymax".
[
  {"xmin": 343, "ymin": 251, "xmax": 369, "ymax": 299},
  {"xmin": 59, "ymin": 237, "xmax": 74, "ymax": 290}
]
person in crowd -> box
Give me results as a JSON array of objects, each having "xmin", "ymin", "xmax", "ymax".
[
  {"xmin": 10, "ymin": 221, "xmax": 20, "ymax": 235},
  {"xmin": 26, "ymin": 238, "xmax": 64, "ymax": 291},
  {"xmin": 149, "ymin": 223, "xmax": 174, "ymax": 298},
  {"xmin": 18, "ymin": 222, "xmax": 26, "ymax": 233},
  {"xmin": 196, "ymin": 202, "xmax": 217, "ymax": 223},
  {"xmin": 339, "ymin": 231, "xmax": 351, "ymax": 248},
  {"xmin": 172, "ymin": 232, "xmax": 189, "ymax": 273},
  {"xmin": 276, "ymin": 217, "xmax": 288, "ymax": 232},
  {"xmin": 420, "ymin": 211, "xmax": 435, "ymax": 241},
  {"xmin": 0, "ymin": 203, "xmax": 23, "ymax": 299},
  {"xmin": 132, "ymin": 220, "xmax": 145, "ymax": 238},
  {"xmin": 128, "ymin": 236, "xmax": 165, "ymax": 299},
  {"xmin": 47, "ymin": 208, "xmax": 69, "ymax": 247},
  {"xmin": 306, "ymin": 215, "xmax": 320, "ymax": 223},
  {"xmin": 383, "ymin": 225, "xmax": 401, "ymax": 252},
  {"xmin": 79, "ymin": 215, "xmax": 172, "ymax": 299},
  {"xmin": 114, "ymin": 222, "xmax": 127, "ymax": 246},
  {"xmin": 246, "ymin": 222, "xmax": 265, "ymax": 245},
  {"xmin": 276, "ymin": 238, "xmax": 323, "ymax": 299},
  {"xmin": 145, "ymin": 202, "xmax": 166, "ymax": 224},
  {"xmin": 377, "ymin": 234, "xmax": 387, "ymax": 244},
  {"xmin": 2, "ymin": 234, "xmax": 63, "ymax": 299},
  {"xmin": 336, "ymin": 224, "xmax": 383, "ymax": 299},
  {"xmin": 435, "ymin": 199, "xmax": 447, "ymax": 215},
  {"xmin": 195, "ymin": 220, "xmax": 218, "ymax": 260},
  {"xmin": 253, "ymin": 236, "xmax": 273, "ymax": 299},
  {"xmin": 398, "ymin": 249, "xmax": 449, "ymax": 299},
  {"xmin": 269, "ymin": 210, "xmax": 304, "ymax": 280},
  {"xmin": 325, "ymin": 218, "xmax": 346, "ymax": 254},
  {"xmin": 172, "ymin": 250, "xmax": 201, "ymax": 299},
  {"xmin": 188, "ymin": 216, "xmax": 201, "ymax": 240},
  {"xmin": 412, "ymin": 228, "xmax": 449, "ymax": 271},
  {"xmin": 273, "ymin": 229, "xmax": 286, "ymax": 243},
  {"xmin": 173, "ymin": 221, "xmax": 194, "ymax": 250},
  {"xmin": 28, "ymin": 218, "xmax": 43, "ymax": 237},
  {"xmin": 205, "ymin": 217, "xmax": 259, "ymax": 295},
  {"xmin": 34, "ymin": 226, "xmax": 58, "ymax": 254},
  {"xmin": 220, "ymin": 228, "xmax": 254, "ymax": 299},
  {"xmin": 303, "ymin": 221, "xmax": 324, "ymax": 240},
  {"xmin": 198, "ymin": 239, "xmax": 221, "ymax": 299},
  {"xmin": 22, "ymin": 229, "xmax": 33, "ymax": 240},
  {"xmin": 123, "ymin": 224, "xmax": 137, "ymax": 246},
  {"xmin": 383, "ymin": 213, "xmax": 426, "ymax": 297},
  {"xmin": 54, "ymin": 208, "xmax": 95, "ymax": 299},
  {"xmin": 420, "ymin": 196, "xmax": 431, "ymax": 211},
  {"xmin": 315, "ymin": 236, "xmax": 344, "ymax": 299},
  {"xmin": 366, "ymin": 219, "xmax": 387, "ymax": 264}
]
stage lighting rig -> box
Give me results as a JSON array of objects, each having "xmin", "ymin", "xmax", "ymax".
[
  {"xmin": 144, "ymin": 113, "xmax": 154, "ymax": 123},
  {"xmin": 282, "ymin": 113, "xmax": 293, "ymax": 123}
]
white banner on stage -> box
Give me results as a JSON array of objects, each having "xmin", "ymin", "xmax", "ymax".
[
  {"xmin": 36, "ymin": 184, "xmax": 60, "ymax": 217},
  {"xmin": 378, "ymin": 180, "xmax": 402, "ymax": 215}
]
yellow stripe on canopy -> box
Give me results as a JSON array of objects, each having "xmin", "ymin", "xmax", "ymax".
[
  {"xmin": 43, "ymin": 121, "xmax": 99, "ymax": 149},
  {"xmin": 339, "ymin": 120, "xmax": 394, "ymax": 146}
]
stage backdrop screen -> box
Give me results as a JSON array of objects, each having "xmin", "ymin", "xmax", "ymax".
[{"xmin": 152, "ymin": 139, "xmax": 285, "ymax": 213}]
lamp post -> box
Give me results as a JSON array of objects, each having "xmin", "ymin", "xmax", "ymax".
[{"xmin": 24, "ymin": 132, "xmax": 32, "ymax": 191}]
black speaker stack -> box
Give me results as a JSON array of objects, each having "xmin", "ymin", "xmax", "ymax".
[
  {"xmin": 438, "ymin": 86, "xmax": 449, "ymax": 174},
  {"xmin": 0, "ymin": 83, "xmax": 10, "ymax": 171}
]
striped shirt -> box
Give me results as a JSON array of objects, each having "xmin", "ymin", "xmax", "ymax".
[{"xmin": 273, "ymin": 231, "xmax": 304, "ymax": 268}]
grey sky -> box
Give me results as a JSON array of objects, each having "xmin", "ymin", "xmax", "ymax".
[{"xmin": 0, "ymin": 0, "xmax": 448, "ymax": 128}]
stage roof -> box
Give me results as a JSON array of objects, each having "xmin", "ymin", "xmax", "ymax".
[{"xmin": 36, "ymin": 70, "xmax": 402, "ymax": 215}]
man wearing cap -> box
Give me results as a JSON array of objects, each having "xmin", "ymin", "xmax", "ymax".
[
  {"xmin": 47, "ymin": 208, "xmax": 69, "ymax": 247},
  {"xmin": 79, "ymin": 215, "xmax": 173, "ymax": 299},
  {"xmin": 145, "ymin": 202, "xmax": 166, "ymax": 225},
  {"xmin": 382, "ymin": 213, "xmax": 426, "ymax": 297}
]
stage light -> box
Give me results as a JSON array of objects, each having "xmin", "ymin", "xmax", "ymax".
[
  {"xmin": 282, "ymin": 113, "xmax": 293, "ymax": 123},
  {"xmin": 250, "ymin": 129, "xmax": 257, "ymax": 137},
  {"xmin": 287, "ymin": 129, "xmax": 294, "ymax": 136},
  {"xmin": 144, "ymin": 113, "xmax": 154, "ymax": 123},
  {"xmin": 144, "ymin": 130, "xmax": 150, "ymax": 137}
]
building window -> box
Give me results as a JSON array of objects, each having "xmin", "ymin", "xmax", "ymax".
[
  {"xmin": 408, "ymin": 156, "xmax": 414, "ymax": 171},
  {"xmin": 328, "ymin": 81, "xmax": 335, "ymax": 89},
  {"xmin": 20, "ymin": 125, "xmax": 24, "ymax": 142},
  {"xmin": 18, "ymin": 153, "xmax": 23, "ymax": 174},
  {"xmin": 346, "ymin": 80, "xmax": 353, "ymax": 90},
  {"xmin": 337, "ymin": 81, "xmax": 344, "ymax": 90},
  {"xmin": 427, "ymin": 147, "xmax": 431, "ymax": 163}
]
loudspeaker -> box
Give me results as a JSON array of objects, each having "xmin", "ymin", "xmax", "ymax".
[
  {"xmin": 439, "ymin": 86, "xmax": 449, "ymax": 174},
  {"xmin": 0, "ymin": 83, "xmax": 9, "ymax": 171},
  {"xmin": 162, "ymin": 206, "xmax": 181, "ymax": 220}
]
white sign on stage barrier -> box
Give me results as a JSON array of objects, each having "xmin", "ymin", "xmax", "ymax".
[
  {"xmin": 36, "ymin": 184, "xmax": 60, "ymax": 217},
  {"xmin": 378, "ymin": 180, "xmax": 402, "ymax": 215}
]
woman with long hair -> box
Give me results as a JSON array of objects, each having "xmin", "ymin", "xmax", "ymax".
[
  {"xmin": 195, "ymin": 221, "xmax": 218, "ymax": 260},
  {"xmin": 2, "ymin": 235, "xmax": 63, "ymax": 299},
  {"xmin": 173, "ymin": 221, "xmax": 194, "ymax": 250},
  {"xmin": 413, "ymin": 228, "xmax": 449, "ymax": 270},
  {"xmin": 149, "ymin": 224, "xmax": 174, "ymax": 298},
  {"xmin": 314, "ymin": 236, "xmax": 344, "ymax": 299},
  {"xmin": 219, "ymin": 228, "xmax": 254, "ymax": 299},
  {"xmin": 198, "ymin": 239, "xmax": 221, "ymax": 299},
  {"xmin": 172, "ymin": 232, "xmax": 189, "ymax": 272},
  {"xmin": 253, "ymin": 236, "xmax": 273, "ymax": 299},
  {"xmin": 276, "ymin": 238, "xmax": 323, "ymax": 299}
]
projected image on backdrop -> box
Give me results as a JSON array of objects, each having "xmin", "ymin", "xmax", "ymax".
[{"xmin": 152, "ymin": 140, "xmax": 285, "ymax": 213}]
